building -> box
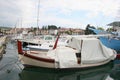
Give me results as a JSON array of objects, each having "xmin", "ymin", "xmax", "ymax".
[{"xmin": 107, "ymin": 21, "xmax": 120, "ymax": 32}]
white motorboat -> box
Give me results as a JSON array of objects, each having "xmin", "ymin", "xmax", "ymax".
[{"xmin": 22, "ymin": 35, "xmax": 68, "ymax": 51}]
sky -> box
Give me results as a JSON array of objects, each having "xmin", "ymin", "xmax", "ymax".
[{"xmin": 0, "ymin": 0, "xmax": 120, "ymax": 29}]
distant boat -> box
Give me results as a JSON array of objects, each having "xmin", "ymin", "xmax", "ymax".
[
  {"xmin": 17, "ymin": 36, "xmax": 116, "ymax": 69},
  {"xmin": 22, "ymin": 35, "xmax": 68, "ymax": 51}
]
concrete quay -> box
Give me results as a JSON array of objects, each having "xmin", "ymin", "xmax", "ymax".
[{"xmin": 0, "ymin": 36, "xmax": 7, "ymax": 59}]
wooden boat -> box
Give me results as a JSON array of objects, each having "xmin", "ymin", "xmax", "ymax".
[{"xmin": 17, "ymin": 36, "xmax": 116, "ymax": 69}]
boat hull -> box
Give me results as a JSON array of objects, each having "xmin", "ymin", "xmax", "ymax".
[
  {"xmin": 19, "ymin": 53, "xmax": 112, "ymax": 69},
  {"xmin": 100, "ymin": 37, "xmax": 120, "ymax": 51},
  {"xmin": 19, "ymin": 52, "xmax": 56, "ymax": 68}
]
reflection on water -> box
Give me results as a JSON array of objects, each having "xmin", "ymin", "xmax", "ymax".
[
  {"xmin": 110, "ymin": 64, "xmax": 120, "ymax": 80},
  {"xmin": 0, "ymin": 41, "xmax": 23, "ymax": 80},
  {"xmin": 19, "ymin": 62, "xmax": 114, "ymax": 80},
  {"xmin": 0, "ymin": 41, "xmax": 120, "ymax": 80}
]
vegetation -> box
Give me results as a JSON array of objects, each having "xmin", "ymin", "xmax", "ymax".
[
  {"xmin": 42, "ymin": 25, "xmax": 58, "ymax": 30},
  {"xmin": 85, "ymin": 24, "xmax": 96, "ymax": 35},
  {"xmin": 0, "ymin": 26, "xmax": 12, "ymax": 34},
  {"xmin": 97, "ymin": 27, "xmax": 104, "ymax": 30},
  {"xmin": 65, "ymin": 30, "xmax": 72, "ymax": 35},
  {"xmin": 0, "ymin": 26, "xmax": 12, "ymax": 30},
  {"xmin": 106, "ymin": 28, "xmax": 114, "ymax": 32}
]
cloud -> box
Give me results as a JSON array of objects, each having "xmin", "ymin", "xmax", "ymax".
[
  {"xmin": 39, "ymin": 15, "xmax": 84, "ymax": 28},
  {"xmin": 0, "ymin": 0, "xmax": 36, "ymax": 27},
  {"xmin": 41, "ymin": 0, "xmax": 120, "ymax": 17},
  {"xmin": 39, "ymin": 0, "xmax": 120, "ymax": 28},
  {"xmin": 42, "ymin": 1, "xmax": 116, "ymax": 13},
  {"xmin": 0, "ymin": 0, "xmax": 120, "ymax": 29}
]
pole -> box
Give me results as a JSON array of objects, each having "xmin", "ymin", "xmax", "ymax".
[
  {"xmin": 53, "ymin": 34, "xmax": 60, "ymax": 49},
  {"xmin": 37, "ymin": 0, "xmax": 40, "ymax": 34}
]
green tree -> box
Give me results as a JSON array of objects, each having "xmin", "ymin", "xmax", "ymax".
[
  {"xmin": 33, "ymin": 27, "xmax": 37, "ymax": 31},
  {"xmin": 106, "ymin": 28, "xmax": 113, "ymax": 32},
  {"xmin": 42, "ymin": 26, "xmax": 47, "ymax": 30},
  {"xmin": 97, "ymin": 27, "xmax": 104, "ymax": 30},
  {"xmin": 0, "ymin": 28, "xmax": 1, "ymax": 33},
  {"xmin": 65, "ymin": 31, "xmax": 72, "ymax": 35},
  {"xmin": 48, "ymin": 25, "xmax": 57, "ymax": 29}
]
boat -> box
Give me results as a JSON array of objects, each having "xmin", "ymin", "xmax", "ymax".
[
  {"xmin": 21, "ymin": 35, "xmax": 68, "ymax": 51},
  {"xmin": 17, "ymin": 35, "xmax": 116, "ymax": 69},
  {"xmin": 88, "ymin": 27, "xmax": 120, "ymax": 52}
]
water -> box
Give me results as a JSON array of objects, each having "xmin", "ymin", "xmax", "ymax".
[
  {"xmin": 19, "ymin": 62, "xmax": 114, "ymax": 80},
  {"xmin": 0, "ymin": 41, "xmax": 23, "ymax": 80},
  {"xmin": 0, "ymin": 41, "xmax": 120, "ymax": 80}
]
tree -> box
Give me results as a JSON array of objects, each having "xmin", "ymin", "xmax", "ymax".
[
  {"xmin": 97, "ymin": 27, "xmax": 104, "ymax": 30},
  {"xmin": 85, "ymin": 24, "xmax": 96, "ymax": 35},
  {"xmin": 0, "ymin": 28, "xmax": 1, "ymax": 33},
  {"xmin": 42, "ymin": 25, "xmax": 58, "ymax": 30},
  {"xmin": 106, "ymin": 28, "xmax": 113, "ymax": 32},
  {"xmin": 33, "ymin": 27, "xmax": 37, "ymax": 31},
  {"xmin": 65, "ymin": 31, "xmax": 72, "ymax": 35},
  {"xmin": 42, "ymin": 26, "xmax": 48, "ymax": 30},
  {"xmin": 58, "ymin": 27, "xmax": 61, "ymax": 29},
  {"xmin": 48, "ymin": 25, "xmax": 57, "ymax": 29}
]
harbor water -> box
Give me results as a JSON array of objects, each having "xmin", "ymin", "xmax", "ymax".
[{"xmin": 0, "ymin": 41, "xmax": 120, "ymax": 80}]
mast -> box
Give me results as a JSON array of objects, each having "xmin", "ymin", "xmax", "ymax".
[
  {"xmin": 21, "ymin": 18, "xmax": 22, "ymax": 28},
  {"xmin": 37, "ymin": 0, "xmax": 40, "ymax": 35}
]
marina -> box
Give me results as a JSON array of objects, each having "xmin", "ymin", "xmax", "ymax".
[
  {"xmin": 0, "ymin": 36, "xmax": 120, "ymax": 80},
  {"xmin": 0, "ymin": 36, "xmax": 7, "ymax": 58},
  {"xmin": 0, "ymin": 0, "xmax": 120, "ymax": 79}
]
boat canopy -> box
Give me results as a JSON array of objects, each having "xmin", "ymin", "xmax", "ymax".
[
  {"xmin": 47, "ymin": 37, "xmax": 116, "ymax": 68},
  {"xmin": 68, "ymin": 37, "xmax": 116, "ymax": 63}
]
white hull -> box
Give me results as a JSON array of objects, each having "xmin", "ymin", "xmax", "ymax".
[
  {"xmin": 19, "ymin": 53, "xmax": 112, "ymax": 69},
  {"xmin": 19, "ymin": 54, "xmax": 55, "ymax": 68}
]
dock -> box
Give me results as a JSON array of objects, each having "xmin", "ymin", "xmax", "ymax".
[{"xmin": 0, "ymin": 36, "xmax": 7, "ymax": 59}]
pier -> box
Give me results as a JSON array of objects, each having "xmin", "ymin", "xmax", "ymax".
[{"xmin": 0, "ymin": 36, "xmax": 7, "ymax": 58}]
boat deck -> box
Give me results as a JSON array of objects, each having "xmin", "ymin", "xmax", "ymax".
[
  {"xmin": 23, "ymin": 50, "xmax": 81, "ymax": 64},
  {"xmin": 23, "ymin": 50, "xmax": 52, "ymax": 59}
]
